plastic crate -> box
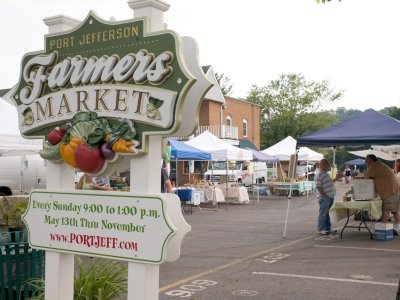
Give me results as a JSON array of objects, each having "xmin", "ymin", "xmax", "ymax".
[
  {"xmin": 373, "ymin": 223, "xmax": 394, "ymax": 241},
  {"xmin": 177, "ymin": 189, "xmax": 192, "ymax": 202}
]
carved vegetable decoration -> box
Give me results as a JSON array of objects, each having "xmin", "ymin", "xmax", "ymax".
[
  {"xmin": 47, "ymin": 127, "xmax": 67, "ymax": 145},
  {"xmin": 59, "ymin": 137, "xmax": 84, "ymax": 168},
  {"xmin": 39, "ymin": 112, "xmax": 140, "ymax": 175},
  {"xmin": 75, "ymin": 143, "xmax": 105, "ymax": 173}
]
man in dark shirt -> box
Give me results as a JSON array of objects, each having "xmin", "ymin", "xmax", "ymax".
[{"xmin": 161, "ymin": 160, "xmax": 173, "ymax": 193}]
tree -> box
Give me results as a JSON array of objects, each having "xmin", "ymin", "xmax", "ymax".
[
  {"xmin": 215, "ymin": 73, "xmax": 233, "ymax": 96},
  {"xmin": 335, "ymin": 107, "xmax": 361, "ymax": 121},
  {"xmin": 383, "ymin": 106, "xmax": 400, "ymax": 121},
  {"xmin": 246, "ymin": 73, "xmax": 343, "ymax": 148}
]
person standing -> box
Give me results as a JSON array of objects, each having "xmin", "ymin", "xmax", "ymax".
[
  {"xmin": 343, "ymin": 165, "xmax": 352, "ymax": 184},
  {"xmin": 364, "ymin": 154, "xmax": 400, "ymax": 235},
  {"xmin": 315, "ymin": 159, "xmax": 343, "ymax": 235},
  {"xmin": 161, "ymin": 159, "xmax": 173, "ymax": 193}
]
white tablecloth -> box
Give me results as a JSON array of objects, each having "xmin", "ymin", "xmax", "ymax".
[
  {"xmin": 221, "ymin": 186, "xmax": 250, "ymax": 204},
  {"xmin": 196, "ymin": 188, "xmax": 225, "ymax": 205}
]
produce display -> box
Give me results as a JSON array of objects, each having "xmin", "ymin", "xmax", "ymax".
[
  {"xmin": 40, "ymin": 112, "xmax": 139, "ymax": 174},
  {"xmin": 110, "ymin": 176, "xmax": 129, "ymax": 192}
]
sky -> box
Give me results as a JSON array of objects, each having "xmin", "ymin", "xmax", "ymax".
[{"xmin": 1, "ymin": 0, "xmax": 400, "ymax": 117}]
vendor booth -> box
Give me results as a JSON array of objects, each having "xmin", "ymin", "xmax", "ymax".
[
  {"xmin": 261, "ymin": 136, "xmax": 322, "ymax": 182},
  {"xmin": 185, "ymin": 131, "xmax": 253, "ymax": 207},
  {"xmin": 262, "ymin": 136, "xmax": 323, "ymax": 161},
  {"xmin": 185, "ymin": 130, "xmax": 253, "ymax": 162},
  {"xmin": 297, "ymin": 109, "xmax": 400, "ymax": 239},
  {"xmin": 168, "ymin": 138, "xmax": 211, "ymax": 187}
]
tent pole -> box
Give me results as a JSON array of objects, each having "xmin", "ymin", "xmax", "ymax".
[
  {"xmin": 225, "ymin": 159, "xmax": 228, "ymax": 210},
  {"xmin": 252, "ymin": 171, "xmax": 255, "ymax": 205},
  {"xmin": 332, "ymin": 146, "xmax": 336, "ymax": 165},
  {"xmin": 176, "ymin": 158, "xmax": 178, "ymax": 187},
  {"xmin": 306, "ymin": 159, "xmax": 309, "ymax": 197},
  {"xmin": 189, "ymin": 160, "xmax": 191, "ymax": 185},
  {"xmin": 283, "ymin": 152, "xmax": 297, "ymax": 238},
  {"xmin": 278, "ymin": 162, "xmax": 285, "ymax": 182}
]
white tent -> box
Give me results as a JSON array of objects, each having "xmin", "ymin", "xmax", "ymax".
[
  {"xmin": 349, "ymin": 145, "xmax": 400, "ymax": 161},
  {"xmin": 185, "ymin": 130, "xmax": 253, "ymax": 161},
  {"xmin": 0, "ymin": 98, "xmax": 43, "ymax": 156},
  {"xmin": 0, "ymin": 133, "xmax": 42, "ymax": 156},
  {"xmin": 262, "ymin": 136, "xmax": 323, "ymax": 161},
  {"xmin": 0, "ymin": 97, "xmax": 20, "ymax": 135}
]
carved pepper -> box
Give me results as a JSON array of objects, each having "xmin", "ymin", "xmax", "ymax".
[{"xmin": 59, "ymin": 137, "xmax": 84, "ymax": 168}]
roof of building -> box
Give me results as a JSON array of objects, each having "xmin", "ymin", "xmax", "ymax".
[
  {"xmin": 224, "ymin": 95, "xmax": 260, "ymax": 107},
  {"xmin": 239, "ymin": 139, "xmax": 258, "ymax": 150}
]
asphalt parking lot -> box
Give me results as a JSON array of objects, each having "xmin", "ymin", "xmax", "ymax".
[{"xmin": 159, "ymin": 182, "xmax": 400, "ymax": 300}]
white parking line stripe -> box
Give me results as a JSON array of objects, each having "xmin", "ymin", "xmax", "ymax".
[
  {"xmin": 159, "ymin": 235, "xmax": 314, "ymax": 292},
  {"xmin": 314, "ymin": 245, "xmax": 400, "ymax": 252},
  {"xmin": 252, "ymin": 272, "xmax": 398, "ymax": 286}
]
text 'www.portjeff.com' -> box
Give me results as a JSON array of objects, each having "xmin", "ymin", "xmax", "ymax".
[{"xmin": 49, "ymin": 233, "xmax": 138, "ymax": 251}]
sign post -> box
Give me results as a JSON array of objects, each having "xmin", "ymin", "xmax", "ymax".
[
  {"xmin": 44, "ymin": 163, "xmax": 75, "ymax": 300},
  {"xmin": 11, "ymin": 0, "xmax": 209, "ymax": 299}
]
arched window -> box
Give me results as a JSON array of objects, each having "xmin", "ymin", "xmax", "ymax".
[
  {"xmin": 242, "ymin": 119, "xmax": 248, "ymax": 137},
  {"xmin": 226, "ymin": 115, "xmax": 232, "ymax": 127}
]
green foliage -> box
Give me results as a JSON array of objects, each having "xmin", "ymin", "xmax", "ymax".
[
  {"xmin": 74, "ymin": 257, "xmax": 127, "ymax": 300},
  {"xmin": 246, "ymin": 73, "xmax": 343, "ymax": 148},
  {"xmin": 383, "ymin": 106, "xmax": 400, "ymax": 121},
  {"xmin": 28, "ymin": 257, "xmax": 127, "ymax": 300},
  {"xmin": 215, "ymin": 72, "xmax": 233, "ymax": 96},
  {"xmin": 335, "ymin": 107, "xmax": 361, "ymax": 121},
  {"xmin": 25, "ymin": 278, "xmax": 45, "ymax": 300},
  {"xmin": 0, "ymin": 198, "xmax": 28, "ymax": 229}
]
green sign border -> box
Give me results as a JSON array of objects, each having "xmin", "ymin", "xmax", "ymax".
[
  {"xmin": 24, "ymin": 190, "xmax": 175, "ymax": 264},
  {"xmin": 12, "ymin": 12, "xmax": 195, "ymax": 151}
]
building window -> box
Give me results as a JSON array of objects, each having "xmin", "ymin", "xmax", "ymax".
[
  {"xmin": 243, "ymin": 119, "xmax": 248, "ymax": 137},
  {"xmin": 226, "ymin": 115, "xmax": 232, "ymax": 127}
]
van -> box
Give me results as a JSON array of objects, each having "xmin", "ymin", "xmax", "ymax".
[
  {"xmin": 296, "ymin": 164, "xmax": 316, "ymax": 181},
  {"xmin": 0, "ymin": 155, "xmax": 47, "ymax": 195},
  {"xmin": 204, "ymin": 161, "xmax": 267, "ymax": 185}
]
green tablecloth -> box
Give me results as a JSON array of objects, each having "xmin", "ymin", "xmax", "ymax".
[
  {"xmin": 329, "ymin": 199, "xmax": 382, "ymax": 222},
  {"xmin": 270, "ymin": 181, "xmax": 316, "ymax": 195}
]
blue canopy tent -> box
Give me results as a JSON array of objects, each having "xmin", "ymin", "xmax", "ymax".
[
  {"xmin": 297, "ymin": 109, "xmax": 400, "ymax": 147},
  {"xmin": 167, "ymin": 138, "xmax": 211, "ymax": 187},
  {"xmin": 168, "ymin": 138, "xmax": 211, "ymax": 161}
]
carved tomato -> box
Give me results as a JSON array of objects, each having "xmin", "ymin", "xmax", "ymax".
[
  {"xmin": 75, "ymin": 143, "xmax": 105, "ymax": 174},
  {"xmin": 47, "ymin": 127, "xmax": 67, "ymax": 145}
]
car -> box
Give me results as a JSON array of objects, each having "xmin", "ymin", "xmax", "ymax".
[{"xmin": 296, "ymin": 164, "xmax": 316, "ymax": 181}]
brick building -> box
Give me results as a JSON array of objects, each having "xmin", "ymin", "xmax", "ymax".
[
  {"xmin": 197, "ymin": 96, "xmax": 260, "ymax": 148},
  {"xmin": 172, "ymin": 66, "xmax": 261, "ymax": 185}
]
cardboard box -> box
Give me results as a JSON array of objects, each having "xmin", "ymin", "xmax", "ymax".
[
  {"xmin": 353, "ymin": 179, "xmax": 377, "ymax": 200},
  {"xmin": 373, "ymin": 223, "xmax": 394, "ymax": 241}
]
